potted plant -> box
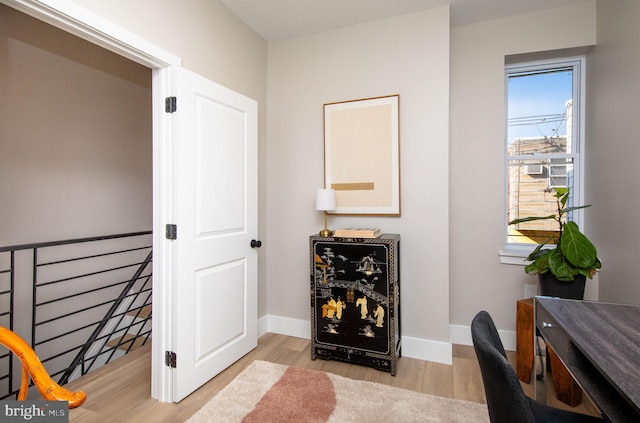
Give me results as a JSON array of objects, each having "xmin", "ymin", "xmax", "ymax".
[{"xmin": 509, "ymin": 187, "xmax": 601, "ymax": 299}]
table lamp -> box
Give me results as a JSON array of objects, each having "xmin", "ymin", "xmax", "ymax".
[{"xmin": 316, "ymin": 188, "xmax": 336, "ymax": 237}]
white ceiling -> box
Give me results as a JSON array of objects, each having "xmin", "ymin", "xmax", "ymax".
[{"xmin": 219, "ymin": 0, "xmax": 591, "ymax": 41}]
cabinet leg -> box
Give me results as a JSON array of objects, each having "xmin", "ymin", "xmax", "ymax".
[
  {"xmin": 547, "ymin": 343, "xmax": 582, "ymax": 407},
  {"xmin": 516, "ymin": 298, "xmax": 534, "ymax": 383}
]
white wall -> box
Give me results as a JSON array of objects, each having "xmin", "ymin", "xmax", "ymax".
[
  {"xmin": 449, "ymin": 1, "xmax": 597, "ymax": 336},
  {"xmin": 0, "ymin": 4, "xmax": 152, "ymax": 245},
  {"xmin": 2, "ymin": 0, "xmax": 271, "ymax": 315},
  {"xmin": 587, "ymin": 0, "xmax": 640, "ymax": 304},
  {"xmin": 54, "ymin": 0, "xmax": 271, "ymax": 316},
  {"xmin": 266, "ymin": 6, "xmax": 452, "ymax": 362},
  {"xmin": 72, "ymin": 0, "xmax": 267, "ymax": 100}
]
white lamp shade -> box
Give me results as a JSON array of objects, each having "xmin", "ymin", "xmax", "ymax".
[{"xmin": 315, "ymin": 188, "xmax": 336, "ymax": 211}]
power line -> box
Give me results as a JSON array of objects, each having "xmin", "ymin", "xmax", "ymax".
[{"xmin": 508, "ymin": 113, "xmax": 566, "ymax": 126}]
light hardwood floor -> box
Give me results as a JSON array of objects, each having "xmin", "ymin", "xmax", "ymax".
[{"xmin": 64, "ymin": 333, "xmax": 597, "ymax": 422}]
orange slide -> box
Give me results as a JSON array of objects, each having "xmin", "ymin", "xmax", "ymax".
[{"xmin": 0, "ymin": 326, "xmax": 86, "ymax": 408}]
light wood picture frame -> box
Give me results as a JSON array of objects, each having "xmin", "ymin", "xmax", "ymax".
[{"xmin": 324, "ymin": 95, "xmax": 400, "ymax": 215}]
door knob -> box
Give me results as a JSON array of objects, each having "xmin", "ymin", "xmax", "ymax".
[{"xmin": 250, "ymin": 239, "xmax": 262, "ymax": 248}]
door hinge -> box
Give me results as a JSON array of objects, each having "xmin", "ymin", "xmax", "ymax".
[
  {"xmin": 165, "ymin": 351, "xmax": 177, "ymax": 368},
  {"xmin": 166, "ymin": 224, "xmax": 177, "ymax": 240},
  {"xmin": 165, "ymin": 96, "xmax": 177, "ymax": 113}
]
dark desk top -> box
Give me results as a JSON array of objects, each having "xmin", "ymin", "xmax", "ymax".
[{"xmin": 536, "ymin": 297, "xmax": 640, "ymax": 421}]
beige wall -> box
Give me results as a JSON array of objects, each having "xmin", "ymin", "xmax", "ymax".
[
  {"xmin": 449, "ymin": 1, "xmax": 597, "ymax": 334},
  {"xmin": 587, "ymin": 0, "xmax": 640, "ymax": 304},
  {"xmin": 6, "ymin": 0, "xmax": 640, "ymax": 362},
  {"xmin": 267, "ymin": 6, "xmax": 452, "ymax": 356},
  {"xmin": 0, "ymin": 4, "xmax": 152, "ymax": 245},
  {"xmin": 71, "ymin": 0, "xmax": 267, "ymax": 101},
  {"xmin": 2, "ymin": 0, "xmax": 270, "ymax": 316},
  {"xmin": 71, "ymin": 0, "xmax": 269, "ymax": 317}
]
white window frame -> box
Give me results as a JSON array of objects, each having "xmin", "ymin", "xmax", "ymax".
[
  {"xmin": 500, "ymin": 56, "xmax": 586, "ymax": 264},
  {"xmin": 548, "ymin": 158, "xmax": 569, "ymax": 188}
]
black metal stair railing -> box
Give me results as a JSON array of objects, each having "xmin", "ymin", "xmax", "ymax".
[
  {"xmin": 0, "ymin": 250, "xmax": 16, "ymax": 398},
  {"xmin": 57, "ymin": 249, "xmax": 152, "ymax": 385},
  {"xmin": 0, "ymin": 231, "xmax": 152, "ymax": 400}
]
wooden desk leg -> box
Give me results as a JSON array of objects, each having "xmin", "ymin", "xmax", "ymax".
[
  {"xmin": 516, "ymin": 298, "xmax": 534, "ymax": 383},
  {"xmin": 547, "ymin": 343, "xmax": 583, "ymax": 407}
]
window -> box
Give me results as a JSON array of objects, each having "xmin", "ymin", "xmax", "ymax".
[
  {"xmin": 504, "ymin": 57, "xmax": 584, "ymax": 254},
  {"xmin": 524, "ymin": 163, "xmax": 543, "ymax": 175},
  {"xmin": 548, "ymin": 158, "xmax": 569, "ymax": 188}
]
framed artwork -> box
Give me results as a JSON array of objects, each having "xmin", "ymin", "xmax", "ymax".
[{"xmin": 323, "ymin": 95, "xmax": 400, "ymax": 215}]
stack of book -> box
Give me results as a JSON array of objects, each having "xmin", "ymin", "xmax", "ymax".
[{"xmin": 333, "ymin": 228, "xmax": 381, "ymax": 238}]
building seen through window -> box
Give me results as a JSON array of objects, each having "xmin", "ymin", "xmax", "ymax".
[{"xmin": 505, "ymin": 59, "xmax": 583, "ymax": 247}]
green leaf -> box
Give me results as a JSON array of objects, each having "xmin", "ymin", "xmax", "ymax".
[
  {"xmin": 577, "ymin": 258, "xmax": 603, "ymax": 279},
  {"xmin": 577, "ymin": 268, "xmax": 593, "ymax": 278},
  {"xmin": 525, "ymin": 249, "xmax": 552, "ymax": 275},
  {"xmin": 548, "ymin": 248, "xmax": 578, "ymax": 281},
  {"xmin": 525, "ymin": 262, "xmax": 545, "ymax": 274},
  {"xmin": 509, "ymin": 215, "xmax": 556, "ymax": 225},
  {"xmin": 526, "ymin": 244, "xmax": 553, "ymax": 262},
  {"xmin": 594, "ymin": 257, "xmax": 602, "ymax": 269},
  {"xmin": 554, "ymin": 187, "xmax": 570, "ymax": 208},
  {"xmin": 554, "ymin": 187, "xmax": 569, "ymax": 197},
  {"xmin": 560, "ymin": 221, "xmax": 598, "ymax": 269},
  {"xmin": 560, "ymin": 205, "xmax": 591, "ymax": 215}
]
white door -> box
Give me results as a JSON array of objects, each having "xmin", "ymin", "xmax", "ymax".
[{"xmin": 170, "ymin": 66, "xmax": 258, "ymax": 402}]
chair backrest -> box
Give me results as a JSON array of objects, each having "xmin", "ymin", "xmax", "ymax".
[{"xmin": 471, "ymin": 311, "xmax": 535, "ymax": 423}]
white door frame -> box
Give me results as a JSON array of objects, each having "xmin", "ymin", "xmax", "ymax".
[{"xmin": 1, "ymin": 0, "xmax": 181, "ymax": 402}]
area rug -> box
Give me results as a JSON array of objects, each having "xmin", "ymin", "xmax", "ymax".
[{"xmin": 185, "ymin": 360, "xmax": 489, "ymax": 423}]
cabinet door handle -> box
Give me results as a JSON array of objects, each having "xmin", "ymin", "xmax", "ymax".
[
  {"xmin": 543, "ymin": 322, "xmax": 554, "ymax": 328},
  {"xmin": 250, "ymin": 239, "xmax": 262, "ymax": 248}
]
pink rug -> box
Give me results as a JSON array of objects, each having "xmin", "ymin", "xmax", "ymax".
[{"xmin": 185, "ymin": 360, "xmax": 489, "ymax": 423}]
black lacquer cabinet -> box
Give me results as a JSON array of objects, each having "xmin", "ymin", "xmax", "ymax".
[{"xmin": 309, "ymin": 234, "xmax": 401, "ymax": 375}]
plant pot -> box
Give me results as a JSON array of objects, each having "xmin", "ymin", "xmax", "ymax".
[{"xmin": 538, "ymin": 273, "xmax": 586, "ymax": 300}]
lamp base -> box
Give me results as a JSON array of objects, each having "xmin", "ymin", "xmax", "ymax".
[{"xmin": 319, "ymin": 228, "xmax": 333, "ymax": 237}]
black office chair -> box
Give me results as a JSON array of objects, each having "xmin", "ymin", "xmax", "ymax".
[{"xmin": 471, "ymin": 311, "xmax": 603, "ymax": 423}]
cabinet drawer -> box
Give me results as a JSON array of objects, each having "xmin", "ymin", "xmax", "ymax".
[{"xmin": 536, "ymin": 301, "xmax": 570, "ymax": 359}]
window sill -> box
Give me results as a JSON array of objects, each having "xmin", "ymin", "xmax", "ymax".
[{"xmin": 499, "ymin": 248, "xmax": 532, "ymax": 266}]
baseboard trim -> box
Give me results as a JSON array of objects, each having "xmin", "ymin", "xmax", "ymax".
[
  {"xmin": 259, "ymin": 315, "xmax": 521, "ymax": 364},
  {"xmin": 449, "ymin": 324, "xmax": 516, "ymax": 352},
  {"xmin": 401, "ymin": 335, "xmax": 453, "ymax": 365},
  {"xmin": 259, "ymin": 314, "xmax": 310, "ymax": 339},
  {"xmin": 259, "ymin": 315, "xmax": 519, "ymax": 360}
]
